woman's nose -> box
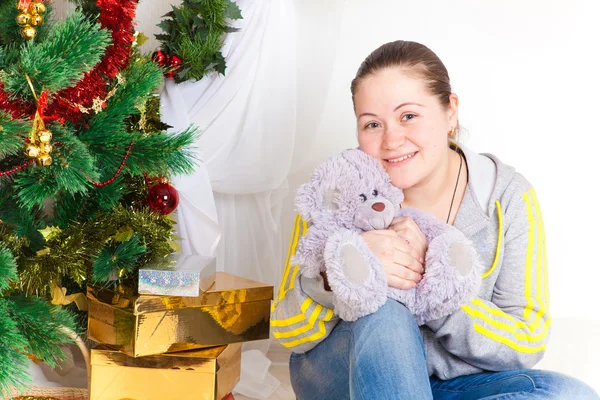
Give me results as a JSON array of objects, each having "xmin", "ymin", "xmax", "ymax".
[{"xmin": 383, "ymin": 127, "xmax": 406, "ymax": 150}]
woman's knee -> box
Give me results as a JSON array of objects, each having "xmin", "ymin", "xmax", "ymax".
[
  {"xmin": 341, "ymin": 298, "xmax": 424, "ymax": 354},
  {"xmin": 348, "ymin": 298, "xmax": 419, "ymax": 331},
  {"xmin": 524, "ymin": 370, "xmax": 599, "ymax": 399}
]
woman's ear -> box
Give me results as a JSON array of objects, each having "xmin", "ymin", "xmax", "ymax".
[{"xmin": 448, "ymin": 93, "xmax": 459, "ymax": 128}]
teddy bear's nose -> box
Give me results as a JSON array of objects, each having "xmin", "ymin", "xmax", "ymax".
[{"xmin": 372, "ymin": 202, "xmax": 386, "ymax": 212}]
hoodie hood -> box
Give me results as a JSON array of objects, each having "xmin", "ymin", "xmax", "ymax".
[{"xmin": 458, "ymin": 144, "xmax": 516, "ymax": 218}]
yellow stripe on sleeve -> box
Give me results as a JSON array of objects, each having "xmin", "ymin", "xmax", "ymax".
[
  {"xmin": 279, "ymin": 215, "xmax": 302, "ymax": 302},
  {"xmin": 461, "ymin": 190, "xmax": 551, "ymax": 352},
  {"xmin": 522, "ymin": 192, "xmax": 536, "ymax": 320},
  {"xmin": 473, "ymin": 324, "xmax": 547, "ymax": 354},
  {"xmin": 273, "ymin": 304, "xmax": 324, "ymax": 339},
  {"xmin": 271, "ymin": 298, "xmax": 314, "ymax": 327},
  {"xmin": 531, "ymin": 189, "xmax": 550, "ymax": 330},
  {"xmin": 462, "ymin": 305, "xmax": 551, "ymax": 342},
  {"xmin": 280, "ymin": 308, "xmax": 335, "ymax": 348}
]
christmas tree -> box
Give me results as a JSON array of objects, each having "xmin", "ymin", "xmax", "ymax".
[{"xmin": 0, "ymin": 0, "xmax": 196, "ymax": 395}]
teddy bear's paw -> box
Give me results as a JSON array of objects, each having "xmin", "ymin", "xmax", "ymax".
[
  {"xmin": 413, "ymin": 230, "xmax": 483, "ymax": 325},
  {"xmin": 324, "ymin": 229, "xmax": 388, "ymax": 321}
]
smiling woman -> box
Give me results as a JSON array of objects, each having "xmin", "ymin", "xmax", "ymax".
[{"xmin": 272, "ymin": 40, "xmax": 600, "ymax": 400}]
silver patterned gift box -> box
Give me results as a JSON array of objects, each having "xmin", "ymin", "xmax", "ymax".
[{"xmin": 138, "ymin": 254, "xmax": 217, "ymax": 297}]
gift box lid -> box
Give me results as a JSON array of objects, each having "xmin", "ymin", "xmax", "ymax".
[
  {"xmin": 91, "ymin": 343, "xmax": 241, "ymax": 373},
  {"xmin": 88, "ymin": 272, "xmax": 273, "ymax": 314},
  {"xmin": 138, "ymin": 254, "xmax": 217, "ymax": 297}
]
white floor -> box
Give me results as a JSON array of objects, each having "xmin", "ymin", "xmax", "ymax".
[{"xmin": 238, "ymin": 317, "xmax": 600, "ymax": 399}]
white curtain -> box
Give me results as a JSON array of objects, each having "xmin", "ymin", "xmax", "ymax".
[
  {"xmin": 160, "ymin": 0, "xmax": 343, "ymax": 397},
  {"xmin": 161, "ymin": 0, "xmax": 344, "ymax": 287},
  {"xmin": 161, "ymin": 0, "xmax": 295, "ymax": 286}
]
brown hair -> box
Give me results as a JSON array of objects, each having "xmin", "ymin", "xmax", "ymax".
[{"xmin": 351, "ymin": 40, "xmax": 458, "ymax": 138}]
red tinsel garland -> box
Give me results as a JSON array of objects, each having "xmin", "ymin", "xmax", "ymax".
[
  {"xmin": 0, "ymin": 0, "xmax": 139, "ymax": 125},
  {"xmin": 0, "ymin": 82, "xmax": 34, "ymax": 118},
  {"xmin": 46, "ymin": 0, "xmax": 138, "ymax": 124}
]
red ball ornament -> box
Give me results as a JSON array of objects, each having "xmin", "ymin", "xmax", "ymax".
[
  {"xmin": 164, "ymin": 55, "xmax": 182, "ymax": 79},
  {"xmin": 169, "ymin": 54, "xmax": 182, "ymax": 68},
  {"xmin": 147, "ymin": 181, "xmax": 179, "ymax": 215},
  {"xmin": 152, "ymin": 50, "xmax": 167, "ymax": 66}
]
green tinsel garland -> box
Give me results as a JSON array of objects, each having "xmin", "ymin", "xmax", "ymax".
[{"xmin": 155, "ymin": 0, "xmax": 243, "ymax": 82}]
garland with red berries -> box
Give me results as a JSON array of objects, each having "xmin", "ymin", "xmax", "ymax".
[{"xmin": 153, "ymin": 0, "xmax": 242, "ymax": 82}]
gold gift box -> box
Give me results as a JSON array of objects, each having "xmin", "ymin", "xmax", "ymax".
[
  {"xmin": 90, "ymin": 343, "xmax": 241, "ymax": 400},
  {"xmin": 88, "ymin": 272, "xmax": 273, "ymax": 357}
]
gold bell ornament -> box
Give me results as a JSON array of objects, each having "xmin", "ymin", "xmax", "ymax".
[{"xmin": 16, "ymin": 1, "xmax": 46, "ymax": 40}]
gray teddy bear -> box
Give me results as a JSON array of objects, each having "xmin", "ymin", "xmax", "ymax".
[{"xmin": 292, "ymin": 148, "xmax": 482, "ymax": 324}]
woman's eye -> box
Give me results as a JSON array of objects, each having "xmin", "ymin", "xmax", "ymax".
[
  {"xmin": 372, "ymin": 189, "xmax": 378, "ymax": 196},
  {"xmin": 359, "ymin": 194, "xmax": 367, "ymax": 202},
  {"xmin": 365, "ymin": 122, "xmax": 381, "ymax": 129},
  {"xmin": 401, "ymin": 113, "xmax": 417, "ymax": 122}
]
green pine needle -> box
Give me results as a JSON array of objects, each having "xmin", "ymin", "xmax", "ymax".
[
  {"xmin": 0, "ymin": 300, "xmax": 29, "ymax": 397},
  {"xmin": 0, "ymin": 112, "xmax": 30, "ymax": 158},
  {"xmin": 92, "ymin": 233, "xmax": 147, "ymax": 282},
  {"xmin": 6, "ymin": 295, "xmax": 78, "ymax": 368},
  {"xmin": 13, "ymin": 123, "xmax": 97, "ymax": 210},
  {"xmin": 0, "ymin": 244, "xmax": 18, "ymax": 293},
  {"xmin": 127, "ymin": 125, "xmax": 198, "ymax": 176}
]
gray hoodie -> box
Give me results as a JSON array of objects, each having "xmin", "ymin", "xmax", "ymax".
[{"xmin": 271, "ymin": 145, "xmax": 549, "ymax": 380}]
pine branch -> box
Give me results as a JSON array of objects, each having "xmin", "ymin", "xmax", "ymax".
[
  {"xmin": 0, "ymin": 42, "xmax": 20, "ymax": 71},
  {"xmin": 6, "ymin": 295, "xmax": 78, "ymax": 367},
  {"xmin": 53, "ymin": 182, "xmax": 124, "ymax": 228},
  {"xmin": 80, "ymin": 59, "xmax": 164, "ymax": 172},
  {"xmin": 0, "ymin": 111, "xmax": 29, "ymax": 158},
  {"xmin": 0, "ymin": 244, "xmax": 17, "ymax": 293},
  {"xmin": 127, "ymin": 126, "xmax": 198, "ymax": 177},
  {"xmin": 0, "ymin": 299, "xmax": 29, "ymax": 397},
  {"xmin": 92, "ymin": 233, "xmax": 146, "ymax": 282},
  {"xmin": 13, "ymin": 123, "xmax": 97, "ymax": 210},
  {"xmin": 2, "ymin": 9, "xmax": 110, "ymax": 99}
]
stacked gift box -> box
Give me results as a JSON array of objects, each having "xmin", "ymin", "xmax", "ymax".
[{"xmin": 86, "ymin": 254, "xmax": 273, "ymax": 400}]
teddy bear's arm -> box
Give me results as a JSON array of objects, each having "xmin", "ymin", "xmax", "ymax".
[
  {"xmin": 395, "ymin": 208, "xmax": 483, "ymax": 325},
  {"xmin": 323, "ymin": 229, "xmax": 388, "ymax": 321},
  {"xmin": 291, "ymin": 224, "xmax": 334, "ymax": 279}
]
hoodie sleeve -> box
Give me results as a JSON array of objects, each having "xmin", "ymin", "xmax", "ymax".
[
  {"xmin": 425, "ymin": 181, "xmax": 550, "ymax": 376},
  {"xmin": 271, "ymin": 214, "xmax": 340, "ymax": 353}
]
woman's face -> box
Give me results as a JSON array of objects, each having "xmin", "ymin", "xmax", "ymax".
[{"xmin": 355, "ymin": 67, "xmax": 458, "ymax": 190}]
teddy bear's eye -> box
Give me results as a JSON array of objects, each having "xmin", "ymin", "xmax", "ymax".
[
  {"xmin": 359, "ymin": 194, "xmax": 367, "ymax": 202},
  {"xmin": 372, "ymin": 189, "xmax": 378, "ymax": 196}
]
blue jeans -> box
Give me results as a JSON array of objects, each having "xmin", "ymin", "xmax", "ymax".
[{"xmin": 290, "ymin": 299, "xmax": 599, "ymax": 400}]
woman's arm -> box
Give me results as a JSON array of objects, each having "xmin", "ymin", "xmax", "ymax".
[
  {"xmin": 271, "ymin": 214, "xmax": 340, "ymax": 353},
  {"xmin": 424, "ymin": 182, "xmax": 550, "ymax": 374}
]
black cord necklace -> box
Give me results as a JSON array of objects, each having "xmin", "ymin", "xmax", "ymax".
[{"xmin": 446, "ymin": 152, "xmax": 463, "ymax": 224}]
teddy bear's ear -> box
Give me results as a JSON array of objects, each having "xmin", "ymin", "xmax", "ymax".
[
  {"xmin": 295, "ymin": 181, "xmax": 340, "ymax": 220},
  {"xmin": 323, "ymin": 188, "xmax": 339, "ymax": 211}
]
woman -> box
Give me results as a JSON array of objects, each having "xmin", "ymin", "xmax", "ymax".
[{"xmin": 271, "ymin": 40, "xmax": 598, "ymax": 399}]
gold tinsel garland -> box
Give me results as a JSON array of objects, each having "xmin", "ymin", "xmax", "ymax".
[{"xmin": 13, "ymin": 397, "xmax": 59, "ymax": 400}]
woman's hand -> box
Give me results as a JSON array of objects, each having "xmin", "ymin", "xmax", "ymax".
[
  {"xmin": 360, "ymin": 229, "xmax": 424, "ymax": 289},
  {"xmin": 388, "ymin": 216, "xmax": 427, "ymax": 268}
]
